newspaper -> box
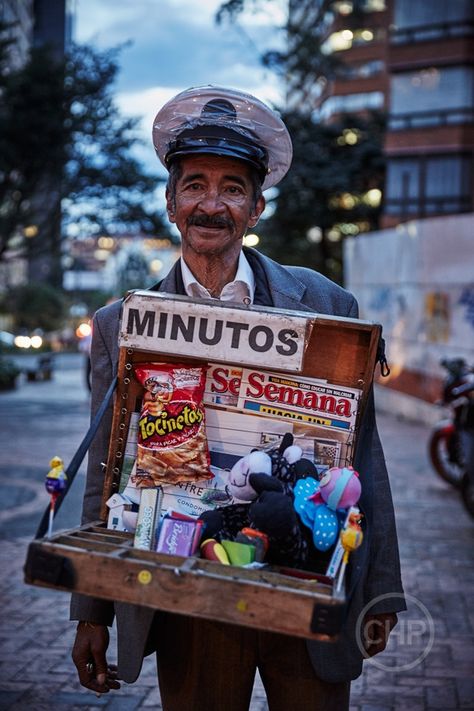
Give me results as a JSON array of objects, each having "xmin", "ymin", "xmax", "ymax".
[{"xmin": 205, "ymin": 365, "xmax": 360, "ymax": 431}]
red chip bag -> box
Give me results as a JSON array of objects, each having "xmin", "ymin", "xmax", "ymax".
[{"xmin": 132, "ymin": 363, "xmax": 212, "ymax": 487}]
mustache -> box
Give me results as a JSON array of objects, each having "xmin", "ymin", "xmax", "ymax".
[{"xmin": 187, "ymin": 215, "xmax": 233, "ymax": 229}]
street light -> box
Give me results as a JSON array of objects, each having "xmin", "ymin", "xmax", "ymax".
[{"xmin": 243, "ymin": 233, "xmax": 260, "ymax": 247}]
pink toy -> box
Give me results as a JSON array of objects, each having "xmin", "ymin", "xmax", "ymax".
[{"xmin": 310, "ymin": 466, "xmax": 361, "ymax": 510}]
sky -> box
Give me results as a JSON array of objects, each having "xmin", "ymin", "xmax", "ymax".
[{"xmin": 73, "ymin": 0, "xmax": 286, "ymax": 176}]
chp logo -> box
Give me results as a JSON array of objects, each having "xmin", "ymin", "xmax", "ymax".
[{"xmin": 356, "ymin": 593, "xmax": 435, "ymax": 672}]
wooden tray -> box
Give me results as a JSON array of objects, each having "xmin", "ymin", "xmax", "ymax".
[{"xmin": 25, "ymin": 523, "xmax": 345, "ymax": 640}]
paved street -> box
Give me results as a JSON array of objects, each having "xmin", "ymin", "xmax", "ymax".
[{"xmin": 0, "ymin": 354, "xmax": 473, "ymax": 710}]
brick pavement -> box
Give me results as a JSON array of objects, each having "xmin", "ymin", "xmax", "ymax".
[{"xmin": 1, "ymin": 364, "xmax": 473, "ymax": 710}]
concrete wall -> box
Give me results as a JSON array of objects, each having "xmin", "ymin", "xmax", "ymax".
[{"xmin": 344, "ymin": 213, "xmax": 474, "ymax": 421}]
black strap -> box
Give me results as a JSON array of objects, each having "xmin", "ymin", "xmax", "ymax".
[
  {"xmin": 35, "ymin": 376, "xmax": 118, "ymax": 540},
  {"xmin": 377, "ymin": 335, "xmax": 391, "ymax": 377}
]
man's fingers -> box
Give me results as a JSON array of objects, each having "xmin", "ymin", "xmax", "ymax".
[
  {"xmin": 106, "ymin": 665, "xmax": 121, "ymax": 688},
  {"xmin": 364, "ymin": 638, "xmax": 387, "ymax": 657},
  {"xmin": 362, "ymin": 613, "xmax": 397, "ymax": 658},
  {"xmin": 74, "ymin": 660, "xmax": 110, "ymax": 693},
  {"xmin": 89, "ymin": 624, "xmax": 110, "ymax": 685},
  {"xmin": 72, "ymin": 623, "xmax": 118, "ymax": 694}
]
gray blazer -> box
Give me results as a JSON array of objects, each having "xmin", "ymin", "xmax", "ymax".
[{"xmin": 71, "ymin": 247, "xmax": 405, "ymax": 684}]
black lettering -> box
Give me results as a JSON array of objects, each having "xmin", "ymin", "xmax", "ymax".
[
  {"xmin": 158, "ymin": 312, "xmax": 168, "ymax": 338},
  {"xmin": 225, "ymin": 321, "xmax": 249, "ymax": 348},
  {"xmin": 170, "ymin": 315, "xmax": 196, "ymax": 342},
  {"xmin": 199, "ymin": 318, "xmax": 223, "ymax": 345},
  {"xmin": 127, "ymin": 308, "xmax": 155, "ymax": 336},
  {"xmin": 276, "ymin": 329, "xmax": 298, "ymax": 356},
  {"xmin": 249, "ymin": 325, "xmax": 273, "ymax": 352}
]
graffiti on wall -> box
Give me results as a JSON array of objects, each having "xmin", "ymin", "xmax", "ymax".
[
  {"xmin": 424, "ymin": 292, "xmax": 450, "ymax": 343},
  {"xmin": 458, "ymin": 286, "xmax": 474, "ymax": 329}
]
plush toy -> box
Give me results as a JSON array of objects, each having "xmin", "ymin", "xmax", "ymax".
[
  {"xmin": 227, "ymin": 450, "xmax": 272, "ymax": 501},
  {"xmin": 293, "ymin": 477, "xmax": 340, "ymax": 551},
  {"xmin": 200, "ymin": 434, "xmax": 317, "ymax": 566},
  {"xmin": 309, "ymin": 466, "xmax": 361, "ymax": 510}
]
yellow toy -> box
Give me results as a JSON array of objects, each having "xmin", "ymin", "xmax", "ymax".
[
  {"xmin": 336, "ymin": 511, "xmax": 364, "ymax": 592},
  {"xmin": 45, "ymin": 456, "xmax": 68, "ymax": 537}
]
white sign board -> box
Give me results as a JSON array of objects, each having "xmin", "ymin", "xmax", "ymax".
[{"xmin": 119, "ymin": 292, "xmax": 312, "ymax": 372}]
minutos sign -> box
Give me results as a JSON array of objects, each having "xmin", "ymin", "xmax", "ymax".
[{"xmin": 120, "ymin": 292, "xmax": 312, "ymax": 371}]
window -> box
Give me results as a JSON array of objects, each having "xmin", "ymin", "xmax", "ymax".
[
  {"xmin": 385, "ymin": 155, "xmax": 472, "ymax": 216},
  {"xmin": 343, "ymin": 59, "xmax": 385, "ymax": 79},
  {"xmin": 333, "ymin": 0, "xmax": 386, "ymax": 13},
  {"xmin": 394, "ymin": 0, "xmax": 473, "ymax": 30},
  {"xmin": 385, "ymin": 160, "xmax": 420, "ymax": 215},
  {"xmin": 318, "ymin": 91, "xmax": 384, "ymax": 119},
  {"xmin": 392, "ymin": 0, "xmax": 474, "ymax": 43},
  {"xmin": 389, "ymin": 66, "xmax": 474, "ymax": 128},
  {"xmin": 322, "ymin": 27, "xmax": 385, "ymax": 53},
  {"xmin": 424, "ymin": 157, "xmax": 471, "ymax": 213}
]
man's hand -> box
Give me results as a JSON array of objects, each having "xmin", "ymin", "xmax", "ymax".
[
  {"xmin": 72, "ymin": 622, "xmax": 121, "ymax": 693},
  {"xmin": 362, "ymin": 612, "xmax": 398, "ymax": 658}
]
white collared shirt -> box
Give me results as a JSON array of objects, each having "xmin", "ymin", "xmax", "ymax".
[{"xmin": 180, "ymin": 251, "xmax": 255, "ymax": 305}]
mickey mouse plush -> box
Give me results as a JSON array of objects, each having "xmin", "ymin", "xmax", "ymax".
[{"xmin": 200, "ymin": 434, "xmax": 317, "ymax": 566}]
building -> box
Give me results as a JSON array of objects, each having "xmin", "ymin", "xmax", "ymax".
[
  {"xmin": 383, "ymin": 0, "xmax": 474, "ymax": 225},
  {"xmin": 285, "ymin": 0, "xmax": 389, "ymax": 120},
  {"xmin": 294, "ymin": 0, "xmax": 474, "ymax": 227},
  {"xmin": 0, "ymin": 0, "xmax": 72, "ymax": 69},
  {"xmin": 314, "ymin": 0, "xmax": 389, "ymax": 123},
  {"xmin": 0, "ymin": 0, "xmax": 74, "ymax": 291},
  {"xmin": 63, "ymin": 234, "xmax": 180, "ymax": 296},
  {"xmin": 284, "ymin": 0, "xmax": 390, "ymax": 260},
  {"xmin": 33, "ymin": 0, "xmax": 73, "ymax": 56},
  {"xmin": 287, "ymin": 1, "xmax": 474, "ymax": 414},
  {"xmin": 338, "ymin": 1, "xmax": 474, "ymax": 414},
  {"xmin": 0, "ymin": 0, "xmax": 34, "ymax": 70}
]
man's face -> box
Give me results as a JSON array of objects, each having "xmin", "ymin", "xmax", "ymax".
[{"xmin": 166, "ymin": 154, "xmax": 265, "ymax": 260}]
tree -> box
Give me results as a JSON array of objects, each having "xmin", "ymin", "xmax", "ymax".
[
  {"xmin": 216, "ymin": 0, "xmax": 343, "ymax": 106},
  {"xmin": 0, "ymin": 38, "xmax": 171, "ymax": 287},
  {"xmin": 1, "ymin": 282, "xmax": 65, "ymax": 333},
  {"xmin": 259, "ymin": 110, "xmax": 385, "ymax": 282},
  {"xmin": 216, "ymin": 0, "xmax": 386, "ymax": 282}
]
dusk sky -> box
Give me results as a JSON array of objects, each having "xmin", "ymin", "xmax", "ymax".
[{"xmin": 74, "ymin": 0, "xmax": 286, "ymax": 176}]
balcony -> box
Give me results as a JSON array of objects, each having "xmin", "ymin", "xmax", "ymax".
[
  {"xmin": 384, "ymin": 195, "xmax": 472, "ymax": 217},
  {"xmin": 389, "ymin": 107, "xmax": 474, "ymax": 131},
  {"xmin": 391, "ymin": 20, "xmax": 474, "ymax": 45}
]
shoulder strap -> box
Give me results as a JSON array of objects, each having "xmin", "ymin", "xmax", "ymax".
[{"xmin": 35, "ymin": 375, "xmax": 118, "ymax": 540}]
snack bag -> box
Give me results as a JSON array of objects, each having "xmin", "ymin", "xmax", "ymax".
[{"xmin": 133, "ymin": 363, "xmax": 212, "ymax": 486}]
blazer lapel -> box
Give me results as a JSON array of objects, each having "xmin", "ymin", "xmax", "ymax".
[
  {"xmin": 243, "ymin": 248, "xmax": 315, "ymax": 313},
  {"xmin": 153, "ymin": 259, "xmax": 182, "ymax": 294}
]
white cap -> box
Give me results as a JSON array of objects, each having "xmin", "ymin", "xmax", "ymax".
[{"xmin": 152, "ymin": 85, "xmax": 293, "ymax": 190}]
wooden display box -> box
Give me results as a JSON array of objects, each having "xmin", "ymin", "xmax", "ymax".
[{"xmin": 25, "ymin": 292, "xmax": 381, "ymax": 640}]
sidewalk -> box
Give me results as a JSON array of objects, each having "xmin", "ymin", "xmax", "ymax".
[{"xmin": 0, "ymin": 360, "xmax": 473, "ymax": 710}]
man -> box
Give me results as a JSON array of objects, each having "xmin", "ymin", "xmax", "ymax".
[{"xmin": 71, "ymin": 86, "xmax": 405, "ymax": 711}]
